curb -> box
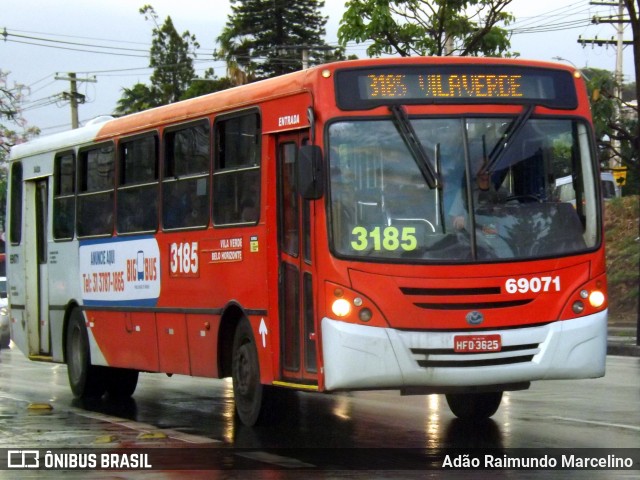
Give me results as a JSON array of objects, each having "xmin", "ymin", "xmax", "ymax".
[{"xmin": 607, "ymin": 340, "xmax": 640, "ymax": 357}]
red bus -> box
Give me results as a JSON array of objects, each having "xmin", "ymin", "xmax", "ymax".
[{"xmin": 6, "ymin": 57, "xmax": 607, "ymax": 425}]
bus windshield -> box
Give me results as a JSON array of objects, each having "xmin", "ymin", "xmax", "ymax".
[{"xmin": 328, "ymin": 116, "xmax": 599, "ymax": 262}]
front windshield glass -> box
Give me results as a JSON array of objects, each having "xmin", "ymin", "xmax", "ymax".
[{"xmin": 328, "ymin": 116, "xmax": 599, "ymax": 262}]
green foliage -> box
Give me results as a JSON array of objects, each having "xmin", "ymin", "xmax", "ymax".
[
  {"xmin": 583, "ymin": 68, "xmax": 639, "ymax": 196},
  {"xmin": 143, "ymin": 5, "xmax": 199, "ymax": 104},
  {"xmin": 217, "ymin": 0, "xmax": 342, "ymax": 81},
  {"xmin": 115, "ymin": 5, "xmax": 205, "ymax": 115},
  {"xmin": 338, "ymin": 0, "xmax": 515, "ymax": 57},
  {"xmin": 604, "ymin": 196, "xmax": 640, "ymax": 320},
  {"xmin": 181, "ymin": 74, "xmax": 236, "ymax": 100},
  {"xmin": 114, "ymin": 83, "xmax": 158, "ymax": 115}
]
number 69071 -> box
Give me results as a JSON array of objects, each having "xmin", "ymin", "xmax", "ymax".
[{"xmin": 505, "ymin": 276, "xmax": 560, "ymax": 294}]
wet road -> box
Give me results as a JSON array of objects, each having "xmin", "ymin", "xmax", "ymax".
[{"xmin": 0, "ymin": 346, "xmax": 639, "ymax": 478}]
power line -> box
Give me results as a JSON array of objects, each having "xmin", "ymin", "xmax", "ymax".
[{"xmin": 4, "ymin": 38, "xmax": 150, "ymax": 58}]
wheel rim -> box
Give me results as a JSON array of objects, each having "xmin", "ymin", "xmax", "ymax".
[
  {"xmin": 235, "ymin": 343, "xmax": 256, "ymax": 399},
  {"xmin": 69, "ymin": 324, "xmax": 84, "ymax": 382}
]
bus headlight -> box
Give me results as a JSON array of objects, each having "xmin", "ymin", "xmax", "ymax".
[
  {"xmin": 332, "ymin": 299, "xmax": 351, "ymax": 317},
  {"xmin": 589, "ymin": 290, "xmax": 605, "ymax": 308}
]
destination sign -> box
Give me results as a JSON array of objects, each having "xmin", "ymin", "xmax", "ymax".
[{"xmin": 335, "ymin": 65, "xmax": 578, "ymax": 110}]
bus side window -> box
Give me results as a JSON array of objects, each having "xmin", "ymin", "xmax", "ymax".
[
  {"xmin": 213, "ymin": 111, "xmax": 261, "ymax": 226},
  {"xmin": 162, "ymin": 121, "xmax": 210, "ymax": 230},
  {"xmin": 117, "ymin": 135, "xmax": 159, "ymax": 234},
  {"xmin": 9, "ymin": 162, "xmax": 23, "ymax": 245},
  {"xmin": 77, "ymin": 144, "xmax": 115, "ymax": 237},
  {"xmin": 53, "ymin": 152, "xmax": 76, "ymax": 240}
]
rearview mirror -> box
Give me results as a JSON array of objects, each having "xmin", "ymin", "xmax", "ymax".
[{"xmin": 298, "ymin": 145, "xmax": 324, "ymax": 200}]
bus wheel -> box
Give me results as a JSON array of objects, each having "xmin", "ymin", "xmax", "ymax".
[
  {"xmin": 446, "ymin": 392, "xmax": 503, "ymax": 420},
  {"xmin": 105, "ymin": 368, "xmax": 139, "ymax": 399},
  {"xmin": 66, "ymin": 308, "xmax": 106, "ymax": 399},
  {"xmin": 232, "ymin": 319, "xmax": 264, "ymax": 426}
]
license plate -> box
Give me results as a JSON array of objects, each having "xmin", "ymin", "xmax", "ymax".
[{"xmin": 453, "ymin": 334, "xmax": 502, "ymax": 353}]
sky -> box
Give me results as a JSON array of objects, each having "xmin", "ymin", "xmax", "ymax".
[{"xmin": 2, "ymin": 0, "xmax": 636, "ymax": 135}]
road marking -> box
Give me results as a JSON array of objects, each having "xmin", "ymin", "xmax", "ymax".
[
  {"xmin": 236, "ymin": 451, "xmax": 315, "ymax": 468},
  {"xmin": 552, "ymin": 416, "xmax": 640, "ymax": 432},
  {"xmin": 73, "ymin": 409, "xmax": 221, "ymax": 444}
]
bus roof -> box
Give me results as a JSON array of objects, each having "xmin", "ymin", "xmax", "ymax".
[{"xmin": 9, "ymin": 57, "xmax": 580, "ymax": 161}]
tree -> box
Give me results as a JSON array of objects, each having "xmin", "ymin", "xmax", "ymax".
[
  {"xmin": 143, "ymin": 5, "xmax": 199, "ymax": 104},
  {"xmin": 623, "ymin": 1, "xmax": 639, "ymax": 166},
  {"xmin": 625, "ymin": 1, "xmax": 639, "ymax": 108},
  {"xmin": 584, "ymin": 68, "xmax": 639, "ymax": 195},
  {"xmin": 114, "ymin": 83, "xmax": 157, "ymax": 116},
  {"xmin": 338, "ymin": 0, "xmax": 514, "ymax": 58},
  {"xmin": 217, "ymin": 0, "xmax": 342, "ymax": 82},
  {"xmin": 0, "ymin": 71, "xmax": 39, "ymax": 154},
  {"xmin": 0, "ymin": 70, "xmax": 40, "ymax": 229},
  {"xmin": 181, "ymin": 69, "xmax": 236, "ymax": 100},
  {"xmin": 115, "ymin": 5, "xmax": 200, "ymax": 115}
]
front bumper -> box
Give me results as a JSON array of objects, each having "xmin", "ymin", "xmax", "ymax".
[{"xmin": 321, "ymin": 311, "xmax": 607, "ymax": 391}]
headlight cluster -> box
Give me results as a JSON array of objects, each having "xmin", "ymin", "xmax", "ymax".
[
  {"xmin": 327, "ymin": 283, "xmax": 379, "ymax": 325},
  {"xmin": 562, "ymin": 275, "xmax": 607, "ymax": 319},
  {"xmin": 572, "ymin": 288, "xmax": 605, "ymax": 314}
]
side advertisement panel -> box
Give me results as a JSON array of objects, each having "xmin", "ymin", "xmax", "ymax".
[{"xmin": 79, "ymin": 236, "xmax": 161, "ymax": 307}]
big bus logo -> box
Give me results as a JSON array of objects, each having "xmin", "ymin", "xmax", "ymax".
[{"xmin": 126, "ymin": 250, "xmax": 158, "ymax": 283}]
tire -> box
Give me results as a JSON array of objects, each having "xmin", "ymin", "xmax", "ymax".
[
  {"xmin": 66, "ymin": 308, "xmax": 107, "ymax": 398},
  {"xmin": 105, "ymin": 368, "xmax": 139, "ymax": 399},
  {"xmin": 232, "ymin": 319, "xmax": 264, "ymax": 426},
  {"xmin": 446, "ymin": 391, "xmax": 503, "ymax": 420}
]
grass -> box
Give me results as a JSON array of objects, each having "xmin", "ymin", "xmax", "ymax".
[{"xmin": 604, "ymin": 195, "xmax": 639, "ymax": 325}]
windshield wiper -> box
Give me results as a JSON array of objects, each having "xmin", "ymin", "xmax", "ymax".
[
  {"xmin": 485, "ymin": 104, "xmax": 535, "ymax": 173},
  {"xmin": 389, "ymin": 105, "xmax": 440, "ymax": 189}
]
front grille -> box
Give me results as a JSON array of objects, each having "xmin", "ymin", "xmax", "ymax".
[
  {"xmin": 400, "ymin": 287, "xmax": 500, "ymax": 296},
  {"xmin": 410, "ymin": 343, "xmax": 540, "ymax": 368},
  {"xmin": 413, "ymin": 299, "xmax": 532, "ymax": 310},
  {"xmin": 400, "ymin": 285, "xmax": 533, "ymax": 310}
]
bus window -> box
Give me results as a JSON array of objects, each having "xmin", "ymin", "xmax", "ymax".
[
  {"xmin": 9, "ymin": 162, "xmax": 23, "ymax": 245},
  {"xmin": 329, "ymin": 117, "xmax": 598, "ymax": 262},
  {"xmin": 77, "ymin": 144, "xmax": 115, "ymax": 237},
  {"xmin": 162, "ymin": 121, "xmax": 210, "ymax": 230},
  {"xmin": 118, "ymin": 135, "xmax": 159, "ymax": 233},
  {"xmin": 53, "ymin": 152, "xmax": 76, "ymax": 240},
  {"xmin": 213, "ymin": 111, "xmax": 261, "ymax": 226}
]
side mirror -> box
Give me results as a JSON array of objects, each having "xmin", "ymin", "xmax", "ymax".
[{"xmin": 298, "ymin": 145, "xmax": 324, "ymax": 200}]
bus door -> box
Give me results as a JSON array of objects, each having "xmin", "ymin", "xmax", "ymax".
[
  {"xmin": 23, "ymin": 177, "xmax": 51, "ymax": 355},
  {"xmin": 277, "ymin": 133, "xmax": 317, "ymax": 384}
]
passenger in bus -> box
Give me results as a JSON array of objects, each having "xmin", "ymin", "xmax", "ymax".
[{"xmin": 450, "ymin": 157, "xmax": 508, "ymax": 230}]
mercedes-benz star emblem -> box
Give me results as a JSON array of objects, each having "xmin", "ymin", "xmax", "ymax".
[{"xmin": 466, "ymin": 311, "xmax": 484, "ymax": 325}]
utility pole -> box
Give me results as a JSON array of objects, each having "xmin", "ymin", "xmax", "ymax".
[
  {"xmin": 276, "ymin": 45, "xmax": 333, "ymax": 70},
  {"xmin": 577, "ymin": 0, "xmax": 632, "ymax": 169},
  {"xmin": 54, "ymin": 73, "xmax": 97, "ymax": 129}
]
